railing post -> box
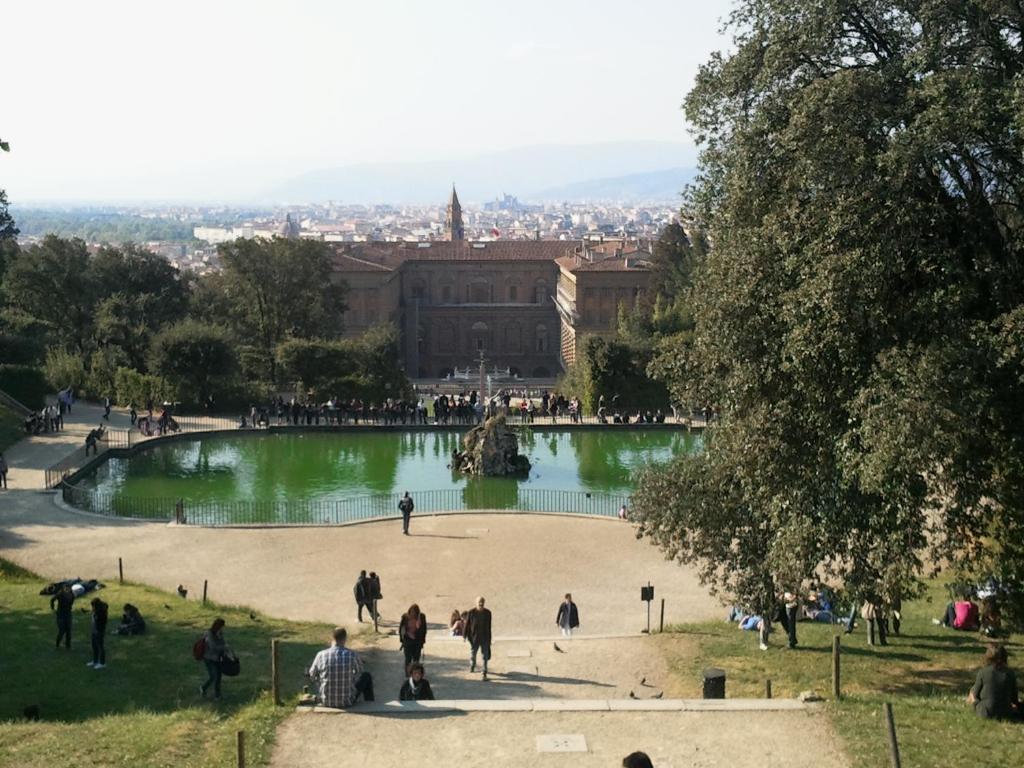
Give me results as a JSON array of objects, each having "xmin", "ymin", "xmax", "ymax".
[
  {"xmin": 271, "ymin": 638, "xmax": 282, "ymax": 705},
  {"xmin": 884, "ymin": 702, "xmax": 901, "ymax": 768},
  {"xmin": 832, "ymin": 635, "xmax": 841, "ymax": 700}
]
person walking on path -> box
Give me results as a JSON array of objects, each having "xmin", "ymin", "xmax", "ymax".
[
  {"xmin": 464, "ymin": 596, "xmax": 493, "ymax": 679},
  {"xmin": 369, "ymin": 572, "xmax": 382, "ymax": 621},
  {"xmin": 398, "ymin": 491, "xmax": 415, "ymax": 535},
  {"xmin": 103, "ymin": 396, "xmax": 112, "ymax": 420},
  {"xmin": 307, "ymin": 627, "xmax": 375, "ymax": 708},
  {"xmin": 399, "ymin": 604, "xmax": 428, "ymax": 668},
  {"xmin": 87, "ymin": 597, "xmax": 109, "ymax": 669},
  {"xmin": 200, "ymin": 618, "xmax": 232, "ymax": 700},
  {"xmin": 0, "ymin": 452, "xmax": 8, "ymax": 489},
  {"xmin": 50, "ymin": 583, "xmax": 75, "ymax": 649},
  {"xmin": 353, "ymin": 570, "xmax": 371, "ymax": 622},
  {"xmin": 556, "ymin": 593, "xmax": 580, "ymax": 638}
]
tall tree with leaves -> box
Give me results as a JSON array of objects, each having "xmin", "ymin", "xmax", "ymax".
[
  {"xmin": 632, "ymin": 0, "xmax": 1024, "ymax": 620},
  {"xmin": 216, "ymin": 237, "xmax": 347, "ymax": 381},
  {"xmin": 2, "ymin": 236, "xmax": 97, "ymax": 353}
]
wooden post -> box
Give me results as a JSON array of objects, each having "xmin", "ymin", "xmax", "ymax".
[
  {"xmin": 271, "ymin": 638, "xmax": 281, "ymax": 706},
  {"xmin": 659, "ymin": 598, "xmax": 665, "ymax": 633},
  {"xmin": 118, "ymin": 557, "xmax": 123, "ymax": 584},
  {"xmin": 883, "ymin": 702, "xmax": 901, "ymax": 768},
  {"xmin": 765, "ymin": 679, "xmax": 772, "ymax": 699},
  {"xmin": 832, "ymin": 635, "xmax": 841, "ymax": 700},
  {"xmin": 236, "ymin": 730, "xmax": 245, "ymax": 768},
  {"xmin": 203, "ymin": 580, "xmax": 208, "ymax": 604}
]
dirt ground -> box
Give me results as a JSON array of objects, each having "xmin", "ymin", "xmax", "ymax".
[
  {"xmin": 355, "ymin": 634, "xmax": 693, "ymax": 702},
  {"xmin": 0, "ymin": 497, "xmax": 720, "ymax": 635},
  {"xmin": 271, "ymin": 710, "xmax": 849, "ymax": 768}
]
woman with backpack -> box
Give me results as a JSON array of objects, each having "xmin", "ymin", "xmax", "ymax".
[{"xmin": 198, "ymin": 618, "xmax": 232, "ymax": 700}]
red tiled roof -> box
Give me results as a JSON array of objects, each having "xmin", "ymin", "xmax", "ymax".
[
  {"xmin": 556, "ymin": 253, "xmax": 652, "ymax": 272},
  {"xmin": 335, "ymin": 240, "xmax": 572, "ymax": 265}
]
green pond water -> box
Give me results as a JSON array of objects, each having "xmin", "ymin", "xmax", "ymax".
[{"xmin": 78, "ymin": 429, "xmax": 700, "ymax": 516}]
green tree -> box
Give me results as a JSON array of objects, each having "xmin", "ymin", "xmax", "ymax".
[
  {"xmin": 150, "ymin": 320, "xmax": 237, "ymax": 406},
  {"xmin": 216, "ymin": 238, "xmax": 347, "ymax": 381},
  {"xmin": 2, "ymin": 236, "xmax": 97, "ymax": 352},
  {"xmin": 632, "ymin": 0, "xmax": 1024, "ymax": 620},
  {"xmin": 276, "ymin": 337, "xmax": 352, "ymax": 395}
]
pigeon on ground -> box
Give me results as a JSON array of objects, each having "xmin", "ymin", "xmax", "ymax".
[
  {"xmin": 553, "ymin": 642, "xmax": 564, "ymax": 652},
  {"xmin": 176, "ymin": 585, "xmax": 188, "ymax": 599},
  {"xmin": 640, "ymin": 676, "xmax": 647, "ymax": 686},
  {"xmin": 163, "ymin": 604, "xmax": 172, "ymax": 610},
  {"xmin": 249, "ymin": 612, "xmax": 260, "ymax": 621},
  {"xmin": 652, "ymin": 691, "xmax": 664, "ymax": 699},
  {"xmin": 629, "ymin": 691, "xmax": 637, "ymax": 699}
]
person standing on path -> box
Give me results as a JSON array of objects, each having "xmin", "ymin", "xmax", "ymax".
[
  {"xmin": 103, "ymin": 396, "xmax": 111, "ymax": 420},
  {"xmin": 200, "ymin": 618, "xmax": 232, "ymax": 700},
  {"xmin": 784, "ymin": 590, "xmax": 799, "ymax": 649},
  {"xmin": 464, "ymin": 596, "xmax": 493, "ymax": 679},
  {"xmin": 399, "ymin": 604, "xmax": 428, "ymax": 668},
  {"xmin": 87, "ymin": 597, "xmax": 109, "ymax": 669},
  {"xmin": 398, "ymin": 491, "xmax": 414, "ymax": 535},
  {"xmin": 353, "ymin": 570, "xmax": 371, "ymax": 622},
  {"xmin": 556, "ymin": 593, "xmax": 580, "ymax": 638},
  {"xmin": 0, "ymin": 452, "xmax": 8, "ymax": 489},
  {"xmin": 50, "ymin": 583, "xmax": 75, "ymax": 649}
]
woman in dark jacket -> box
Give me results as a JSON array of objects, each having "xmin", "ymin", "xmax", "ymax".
[
  {"xmin": 399, "ymin": 662, "xmax": 435, "ymax": 701},
  {"xmin": 398, "ymin": 604, "xmax": 427, "ymax": 668},
  {"xmin": 556, "ymin": 593, "xmax": 580, "ymax": 638},
  {"xmin": 88, "ymin": 597, "xmax": 109, "ymax": 668},
  {"xmin": 969, "ymin": 643, "xmax": 1020, "ymax": 720},
  {"xmin": 200, "ymin": 618, "xmax": 232, "ymax": 701}
]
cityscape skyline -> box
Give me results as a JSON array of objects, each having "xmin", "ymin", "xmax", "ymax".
[{"xmin": 2, "ymin": 0, "xmax": 732, "ymax": 204}]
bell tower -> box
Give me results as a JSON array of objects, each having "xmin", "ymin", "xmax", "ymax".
[{"xmin": 445, "ymin": 185, "xmax": 464, "ymax": 241}]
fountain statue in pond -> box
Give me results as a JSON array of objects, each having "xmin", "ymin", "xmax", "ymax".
[{"xmin": 451, "ymin": 415, "xmax": 531, "ymax": 476}]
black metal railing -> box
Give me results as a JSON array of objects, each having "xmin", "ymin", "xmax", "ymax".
[
  {"xmin": 60, "ymin": 485, "xmax": 630, "ymax": 526},
  {"xmin": 43, "ymin": 430, "xmax": 128, "ymax": 489}
]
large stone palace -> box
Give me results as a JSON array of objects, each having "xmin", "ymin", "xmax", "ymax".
[{"xmin": 332, "ymin": 188, "xmax": 653, "ymax": 379}]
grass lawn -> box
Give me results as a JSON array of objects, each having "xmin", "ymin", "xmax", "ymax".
[
  {"xmin": 0, "ymin": 558, "xmax": 342, "ymax": 768},
  {"xmin": 660, "ymin": 580, "xmax": 1024, "ymax": 767},
  {"xmin": 0, "ymin": 403, "xmax": 22, "ymax": 453}
]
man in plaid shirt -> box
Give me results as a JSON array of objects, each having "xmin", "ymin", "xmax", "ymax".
[{"xmin": 308, "ymin": 627, "xmax": 375, "ymax": 707}]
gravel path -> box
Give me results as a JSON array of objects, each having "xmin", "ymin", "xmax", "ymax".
[{"xmin": 271, "ymin": 710, "xmax": 849, "ymax": 768}]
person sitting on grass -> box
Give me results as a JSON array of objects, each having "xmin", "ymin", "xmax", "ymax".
[
  {"xmin": 116, "ymin": 603, "xmax": 146, "ymax": 635},
  {"xmin": 399, "ymin": 662, "xmax": 435, "ymax": 701},
  {"xmin": 938, "ymin": 597, "xmax": 980, "ymax": 631},
  {"xmin": 968, "ymin": 643, "xmax": 1020, "ymax": 720}
]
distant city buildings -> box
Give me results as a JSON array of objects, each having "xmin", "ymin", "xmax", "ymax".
[
  {"xmin": 329, "ymin": 189, "xmax": 655, "ymax": 379},
  {"xmin": 14, "ymin": 191, "xmax": 672, "ymax": 374}
]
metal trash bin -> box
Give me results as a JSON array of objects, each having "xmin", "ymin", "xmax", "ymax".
[{"xmin": 702, "ymin": 667, "xmax": 726, "ymax": 699}]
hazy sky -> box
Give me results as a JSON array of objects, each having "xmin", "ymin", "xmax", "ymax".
[{"xmin": 3, "ymin": 0, "xmax": 734, "ymax": 203}]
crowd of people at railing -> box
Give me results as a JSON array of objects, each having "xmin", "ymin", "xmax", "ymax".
[{"xmin": 229, "ymin": 389, "xmax": 697, "ymax": 430}]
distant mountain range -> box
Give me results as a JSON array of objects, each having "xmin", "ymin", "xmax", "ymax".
[
  {"xmin": 527, "ymin": 167, "xmax": 694, "ymax": 203},
  {"xmin": 267, "ymin": 141, "xmax": 698, "ymax": 205}
]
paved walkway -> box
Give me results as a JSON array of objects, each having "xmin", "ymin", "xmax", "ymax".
[
  {"xmin": 1, "ymin": 401, "xmax": 127, "ymax": 489},
  {"xmin": 271, "ymin": 709, "xmax": 848, "ymax": 768}
]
